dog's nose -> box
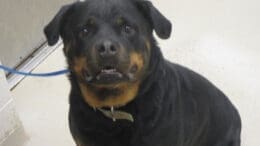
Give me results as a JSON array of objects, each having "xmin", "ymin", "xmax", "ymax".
[{"xmin": 96, "ymin": 40, "xmax": 118, "ymax": 57}]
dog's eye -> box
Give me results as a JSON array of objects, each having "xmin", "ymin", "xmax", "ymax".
[
  {"xmin": 82, "ymin": 28, "xmax": 88, "ymax": 33},
  {"xmin": 79, "ymin": 27, "xmax": 89, "ymax": 37},
  {"xmin": 122, "ymin": 25, "xmax": 135, "ymax": 36}
]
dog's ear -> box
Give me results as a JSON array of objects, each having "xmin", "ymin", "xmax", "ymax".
[
  {"xmin": 44, "ymin": 4, "xmax": 72, "ymax": 46},
  {"xmin": 136, "ymin": 1, "xmax": 172, "ymax": 39}
]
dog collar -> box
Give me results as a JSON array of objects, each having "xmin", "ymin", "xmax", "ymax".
[{"xmin": 95, "ymin": 107, "xmax": 134, "ymax": 122}]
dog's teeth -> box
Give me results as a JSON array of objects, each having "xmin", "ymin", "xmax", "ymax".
[{"xmin": 101, "ymin": 68, "xmax": 116, "ymax": 73}]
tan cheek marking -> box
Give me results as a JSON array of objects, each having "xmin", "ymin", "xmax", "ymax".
[
  {"xmin": 73, "ymin": 57, "xmax": 87, "ymax": 77},
  {"xmin": 130, "ymin": 52, "xmax": 144, "ymax": 72},
  {"xmin": 79, "ymin": 81, "xmax": 140, "ymax": 108}
]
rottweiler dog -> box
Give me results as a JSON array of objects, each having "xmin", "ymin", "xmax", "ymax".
[{"xmin": 44, "ymin": 0, "xmax": 241, "ymax": 146}]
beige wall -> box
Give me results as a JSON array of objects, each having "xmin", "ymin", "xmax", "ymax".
[{"xmin": 0, "ymin": 0, "xmax": 74, "ymax": 68}]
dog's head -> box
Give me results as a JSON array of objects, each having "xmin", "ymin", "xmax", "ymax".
[{"xmin": 44, "ymin": 0, "xmax": 171, "ymax": 108}]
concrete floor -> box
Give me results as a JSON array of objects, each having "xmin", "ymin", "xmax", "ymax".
[{"xmin": 1, "ymin": 0, "xmax": 260, "ymax": 145}]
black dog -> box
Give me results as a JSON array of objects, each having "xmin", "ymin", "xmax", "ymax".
[{"xmin": 44, "ymin": 0, "xmax": 241, "ymax": 146}]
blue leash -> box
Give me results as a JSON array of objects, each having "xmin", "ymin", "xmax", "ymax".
[{"xmin": 0, "ymin": 65, "xmax": 69, "ymax": 77}]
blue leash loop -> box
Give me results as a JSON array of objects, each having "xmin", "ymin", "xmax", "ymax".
[{"xmin": 0, "ymin": 65, "xmax": 69, "ymax": 77}]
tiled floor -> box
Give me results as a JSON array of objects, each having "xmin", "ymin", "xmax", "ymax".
[{"xmin": 1, "ymin": 0, "xmax": 260, "ymax": 145}]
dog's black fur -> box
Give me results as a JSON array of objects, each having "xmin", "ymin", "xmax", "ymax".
[{"xmin": 44, "ymin": 0, "xmax": 241, "ymax": 146}]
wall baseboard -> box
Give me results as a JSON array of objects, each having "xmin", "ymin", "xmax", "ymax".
[{"xmin": 7, "ymin": 41, "xmax": 62, "ymax": 90}]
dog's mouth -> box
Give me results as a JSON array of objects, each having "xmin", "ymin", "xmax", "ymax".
[
  {"xmin": 96, "ymin": 66, "xmax": 124, "ymax": 84},
  {"xmin": 82, "ymin": 65, "xmax": 138, "ymax": 85}
]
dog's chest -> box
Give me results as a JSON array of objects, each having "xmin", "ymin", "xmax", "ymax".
[{"xmin": 74, "ymin": 116, "xmax": 179, "ymax": 146}]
